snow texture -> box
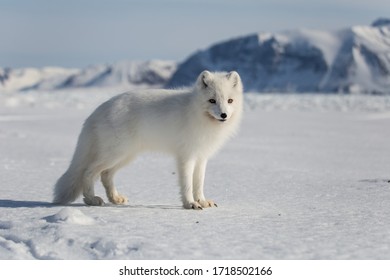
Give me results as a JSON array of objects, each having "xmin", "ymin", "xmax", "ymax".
[{"xmin": 1, "ymin": 90, "xmax": 390, "ymax": 259}]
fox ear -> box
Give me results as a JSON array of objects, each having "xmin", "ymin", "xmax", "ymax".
[
  {"xmin": 199, "ymin": 70, "xmax": 212, "ymax": 88},
  {"xmin": 226, "ymin": 71, "xmax": 240, "ymax": 88}
]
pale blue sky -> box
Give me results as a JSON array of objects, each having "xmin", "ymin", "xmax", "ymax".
[{"xmin": 1, "ymin": 0, "xmax": 389, "ymax": 68}]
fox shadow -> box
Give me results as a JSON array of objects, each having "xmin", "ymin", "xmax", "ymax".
[
  {"xmin": 0, "ymin": 199, "xmax": 82, "ymax": 208},
  {"xmin": 0, "ymin": 199, "xmax": 182, "ymax": 210}
]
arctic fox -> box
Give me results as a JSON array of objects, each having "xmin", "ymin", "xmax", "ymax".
[{"xmin": 53, "ymin": 70, "xmax": 243, "ymax": 209}]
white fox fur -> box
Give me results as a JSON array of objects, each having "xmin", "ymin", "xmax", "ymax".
[{"xmin": 53, "ymin": 70, "xmax": 243, "ymax": 209}]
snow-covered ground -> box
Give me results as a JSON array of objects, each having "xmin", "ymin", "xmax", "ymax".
[{"xmin": 1, "ymin": 90, "xmax": 390, "ymax": 259}]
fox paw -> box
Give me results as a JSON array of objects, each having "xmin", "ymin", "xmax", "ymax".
[
  {"xmin": 108, "ymin": 194, "xmax": 128, "ymax": 205},
  {"xmin": 184, "ymin": 201, "xmax": 203, "ymax": 210},
  {"xmin": 83, "ymin": 196, "xmax": 105, "ymax": 206},
  {"xmin": 198, "ymin": 199, "xmax": 218, "ymax": 208},
  {"xmin": 183, "ymin": 200, "xmax": 218, "ymax": 210}
]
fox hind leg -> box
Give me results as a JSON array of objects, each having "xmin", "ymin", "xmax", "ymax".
[
  {"xmin": 82, "ymin": 167, "xmax": 105, "ymax": 206},
  {"xmin": 101, "ymin": 157, "xmax": 132, "ymax": 205}
]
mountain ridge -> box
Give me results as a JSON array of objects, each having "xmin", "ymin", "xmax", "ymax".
[
  {"xmin": 167, "ymin": 19, "xmax": 390, "ymax": 94},
  {"xmin": 0, "ymin": 60, "xmax": 176, "ymax": 92},
  {"xmin": 2, "ymin": 19, "xmax": 390, "ymax": 94}
]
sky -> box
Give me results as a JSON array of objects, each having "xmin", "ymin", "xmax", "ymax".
[{"xmin": 0, "ymin": 0, "xmax": 389, "ymax": 68}]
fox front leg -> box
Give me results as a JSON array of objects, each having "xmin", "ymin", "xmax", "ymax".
[
  {"xmin": 177, "ymin": 157, "xmax": 203, "ymax": 210},
  {"xmin": 193, "ymin": 159, "xmax": 217, "ymax": 208}
]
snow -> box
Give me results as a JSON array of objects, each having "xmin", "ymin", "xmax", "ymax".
[
  {"xmin": 1, "ymin": 90, "xmax": 390, "ymax": 259},
  {"xmin": 279, "ymin": 29, "xmax": 342, "ymax": 66},
  {"xmin": 44, "ymin": 208, "xmax": 96, "ymax": 225},
  {"xmin": 0, "ymin": 67, "xmax": 79, "ymax": 92}
]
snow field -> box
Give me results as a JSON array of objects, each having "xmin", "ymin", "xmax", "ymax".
[{"xmin": 1, "ymin": 90, "xmax": 390, "ymax": 259}]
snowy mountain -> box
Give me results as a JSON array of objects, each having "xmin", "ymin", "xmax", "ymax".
[
  {"xmin": 167, "ymin": 19, "xmax": 390, "ymax": 94},
  {"xmin": 0, "ymin": 60, "xmax": 177, "ymax": 92},
  {"xmin": 2, "ymin": 20, "xmax": 390, "ymax": 94}
]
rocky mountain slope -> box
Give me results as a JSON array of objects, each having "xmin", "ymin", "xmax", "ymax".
[{"xmin": 168, "ymin": 19, "xmax": 390, "ymax": 94}]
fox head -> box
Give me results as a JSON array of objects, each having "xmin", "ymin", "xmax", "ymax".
[{"xmin": 196, "ymin": 70, "xmax": 243, "ymax": 123}]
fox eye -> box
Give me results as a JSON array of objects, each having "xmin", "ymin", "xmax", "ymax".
[
  {"xmin": 228, "ymin": 99, "xmax": 233, "ymax": 104},
  {"xmin": 208, "ymin": 99, "xmax": 216, "ymax": 104}
]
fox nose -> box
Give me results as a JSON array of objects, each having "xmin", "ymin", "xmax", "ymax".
[{"xmin": 220, "ymin": 113, "xmax": 227, "ymax": 119}]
